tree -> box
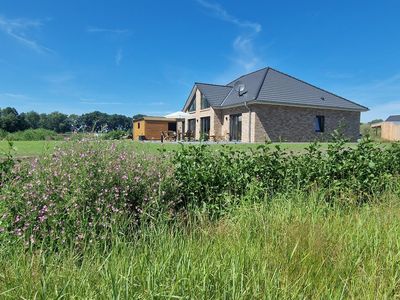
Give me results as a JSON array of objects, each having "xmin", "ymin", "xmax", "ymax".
[
  {"xmin": 46, "ymin": 112, "xmax": 71, "ymax": 133},
  {"xmin": 24, "ymin": 111, "xmax": 41, "ymax": 129},
  {"xmin": 0, "ymin": 107, "xmax": 24, "ymax": 132},
  {"xmin": 369, "ymin": 119, "xmax": 383, "ymax": 124}
]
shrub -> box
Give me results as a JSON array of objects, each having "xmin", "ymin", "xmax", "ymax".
[
  {"xmin": 172, "ymin": 138, "xmax": 400, "ymax": 209},
  {"xmin": 0, "ymin": 141, "xmax": 175, "ymax": 248},
  {"xmin": 102, "ymin": 130, "xmax": 127, "ymax": 140},
  {"xmin": 0, "ymin": 129, "xmax": 8, "ymax": 140},
  {"xmin": 5, "ymin": 129, "xmax": 62, "ymax": 141}
]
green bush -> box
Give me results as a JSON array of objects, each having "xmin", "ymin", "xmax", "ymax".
[
  {"xmin": 5, "ymin": 129, "xmax": 63, "ymax": 141},
  {"xmin": 172, "ymin": 138, "xmax": 400, "ymax": 209},
  {"xmin": 0, "ymin": 129, "xmax": 8, "ymax": 140},
  {"xmin": 102, "ymin": 130, "xmax": 128, "ymax": 140}
]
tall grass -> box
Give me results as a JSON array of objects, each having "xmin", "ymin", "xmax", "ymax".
[
  {"xmin": 1, "ymin": 191, "xmax": 400, "ymax": 298},
  {"xmin": 1, "ymin": 138, "xmax": 400, "ymax": 298}
]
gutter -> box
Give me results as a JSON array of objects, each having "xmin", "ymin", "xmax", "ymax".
[{"xmin": 244, "ymin": 101, "xmax": 252, "ymax": 143}]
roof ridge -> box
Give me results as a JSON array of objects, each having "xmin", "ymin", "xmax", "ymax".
[
  {"xmin": 227, "ymin": 67, "xmax": 269, "ymax": 85},
  {"xmin": 195, "ymin": 82, "xmax": 232, "ymax": 88},
  {"xmin": 219, "ymin": 85, "xmax": 235, "ymax": 106},
  {"xmin": 254, "ymin": 67, "xmax": 270, "ymax": 100},
  {"xmin": 267, "ymin": 67, "xmax": 369, "ymax": 110}
]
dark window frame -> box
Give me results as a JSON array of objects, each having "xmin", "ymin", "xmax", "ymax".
[
  {"xmin": 188, "ymin": 94, "xmax": 196, "ymax": 112},
  {"xmin": 137, "ymin": 122, "xmax": 140, "ymax": 129},
  {"xmin": 315, "ymin": 115, "xmax": 325, "ymax": 133},
  {"xmin": 200, "ymin": 116, "xmax": 210, "ymax": 140},
  {"xmin": 200, "ymin": 95, "xmax": 210, "ymax": 109},
  {"xmin": 188, "ymin": 118, "xmax": 196, "ymax": 134}
]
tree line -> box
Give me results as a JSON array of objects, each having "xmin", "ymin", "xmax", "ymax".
[{"xmin": 0, "ymin": 107, "xmax": 144, "ymax": 133}]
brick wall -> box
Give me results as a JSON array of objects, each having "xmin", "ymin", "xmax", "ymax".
[{"xmin": 252, "ymin": 104, "xmax": 361, "ymax": 142}]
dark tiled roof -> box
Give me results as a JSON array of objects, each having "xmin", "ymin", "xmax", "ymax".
[
  {"xmin": 257, "ymin": 68, "xmax": 368, "ymax": 111},
  {"xmin": 184, "ymin": 67, "xmax": 368, "ymax": 112},
  {"xmin": 222, "ymin": 68, "xmax": 267, "ymax": 106},
  {"xmin": 195, "ymin": 83, "xmax": 232, "ymax": 107},
  {"xmin": 386, "ymin": 115, "xmax": 400, "ymax": 122}
]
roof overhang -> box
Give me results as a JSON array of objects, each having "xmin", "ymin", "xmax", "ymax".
[
  {"xmin": 133, "ymin": 116, "xmax": 177, "ymax": 122},
  {"xmin": 213, "ymin": 100, "xmax": 369, "ymax": 112},
  {"xmin": 182, "ymin": 85, "xmax": 197, "ymax": 112}
]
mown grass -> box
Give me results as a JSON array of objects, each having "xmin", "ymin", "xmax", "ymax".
[
  {"xmin": 0, "ymin": 139, "xmax": 357, "ymax": 158},
  {"xmin": 1, "ymin": 192, "xmax": 400, "ymax": 298}
]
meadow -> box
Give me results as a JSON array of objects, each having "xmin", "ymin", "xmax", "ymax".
[
  {"xmin": 0, "ymin": 139, "xmax": 353, "ymax": 158},
  {"xmin": 1, "ymin": 137, "xmax": 400, "ymax": 298}
]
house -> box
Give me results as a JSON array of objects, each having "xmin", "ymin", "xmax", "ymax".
[
  {"xmin": 133, "ymin": 117, "xmax": 177, "ymax": 141},
  {"xmin": 371, "ymin": 115, "xmax": 400, "ymax": 141},
  {"xmin": 180, "ymin": 67, "xmax": 368, "ymax": 142}
]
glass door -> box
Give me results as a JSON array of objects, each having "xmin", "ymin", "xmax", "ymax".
[
  {"xmin": 230, "ymin": 114, "xmax": 242, "ymax": 141},
  {"xmin": 200, "ymin": 117, "xmax": 210, "ymax": 140}
]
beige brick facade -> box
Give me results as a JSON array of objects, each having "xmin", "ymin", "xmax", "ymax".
[{"xmin": 183, "ymin": 88, "xmax": 361, "ymax": 142}]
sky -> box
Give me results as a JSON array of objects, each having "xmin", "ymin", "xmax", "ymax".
[{"xmin": 0, "ymin": 0, "xmax": 399, "ymax": 122}]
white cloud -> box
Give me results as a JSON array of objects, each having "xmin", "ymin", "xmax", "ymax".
[
  {"xmin": 335, "ymin": 73, "xmax": 400, "ymax": 122},
  {"xmin": 43, "ymin": 73, "xmax": 75, "ymax": 84},
  {"xmin": 362, "ymin": 101, "xmax": 400, "ymax": 122},
  {"xmin": 0, "ymin": 92, "xmax": 29, "ymax": 99},
  {"xmin": 196, "ymin": 0, "xmax": 261, "ymax": 33},
  {"xmin": 196, "ymin": 0, "xmax": 263, "ymax": 76},
  {"xmin": 86, "ymin": 26, "xmax": 129, "ymax": 35},
  {"xmin": 149, "ymin": 101, "xmax": 166, "ymax": 106},
  {"xmin": 0, "ymin": 15, "xmax": 53, "ymax": 53},
  {"xmin": 115, "ymin": 49, "xmax": 123, "ymax": 66}
]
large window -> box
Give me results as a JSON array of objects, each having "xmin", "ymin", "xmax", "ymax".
[
  {"xmin": 188, "ymin": 94, "xmax": 196, "ymax": 112},
  {"xmin": 230, "ymin": 114, "xmax": 242, "ymax": 141},
  {"xmin": 188, "ymin": 118, "xmax": 196, "ymax": 134},
  {"xmin": 201, "ymin": 95, "xmax": 210, "ymax": 109},
  {"xmin": 315, "ymin": 116, "xmax": 325, "ymax": 132},
  {"xmin": 200, "ymin": 117, "xmax": 210, "ymax": 140}
]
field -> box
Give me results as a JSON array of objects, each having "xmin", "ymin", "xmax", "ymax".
[
  {"xmin": 0, "ymin": 139, "xmax": 354, "ymax": 158},
  {"xmin": 1, "ymin": 138, "xmax": 400, "ymax": 298}
]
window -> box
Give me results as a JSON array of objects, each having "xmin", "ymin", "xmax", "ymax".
[
  {"xmin": 137, "ymin": 122, "xmax": 140, "ymax": 129},
  {"xmin": 200, "ymin": 117, "xmax": 210, "ymax": 140},
  {"xmin": 201, "ymin": 95, "xmax": 210, "ymax": 109},
  {"xmin": 230, "ymin": 114, "xmax": 242, "ymax": 141},
  {"xmin": 188, "ymin": 118, "xmax": 196, "ymax": 134},
  {"xmin": 188, "ymin": 94, "xmax": 196, "ymax": 112},
  {"xmin": 315, "ymin": 116, "xmax": 325, "ymax": 132},
  {"xmin": 168, "ymin": 122, "xmax": 176, "ymax": 131}
]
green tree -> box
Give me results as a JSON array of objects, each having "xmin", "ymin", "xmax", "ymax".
[{"xmin": 24, "ymin": 111, "xmax": 41, "ymax": 129}]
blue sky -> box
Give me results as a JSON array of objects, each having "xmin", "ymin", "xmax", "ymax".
[{"xmin": 0, "ymin": 0, "xmax": 399, "ymax": 122}]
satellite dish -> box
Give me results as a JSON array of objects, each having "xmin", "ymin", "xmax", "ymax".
[{"xmin": 234, "ymin": 81, "xmax": 246, "ymax": 96}]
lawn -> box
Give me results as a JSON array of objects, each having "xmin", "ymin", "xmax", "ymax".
[
  {"xmin": 0, "ymin": 139, "xmax": 356, "ymax": 158},
  {"xmin": 0, "ymin": 140, "xmax": 62, "ymax": 158}
]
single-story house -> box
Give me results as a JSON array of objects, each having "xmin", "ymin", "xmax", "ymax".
[
  {"xmin": 180, "ymin": 67, "xmax": 369, "ymax": 142},
  {"xmin": 133, "ymin": 116, "xmax": 177, "ymax": 141},
  {"xmin": 371, "ymin": 115, "xmax": 400, "ymax": 141}
]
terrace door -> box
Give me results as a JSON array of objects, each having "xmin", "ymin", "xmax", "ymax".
[
  {"xmin": 200, "ymin": 117, "xmax": 210, "ymax": 140},
  {"xmin": 187, "ymin": 118, "xmax": 196, "ymax": 140},
  {"xmin": 230, "ymin": 114, "xmax": 242, "ymax": 141}
]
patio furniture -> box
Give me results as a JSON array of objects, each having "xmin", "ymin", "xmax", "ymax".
[
  {"xmin": 184, "ymin": 131, "xmax": 195, "ymax": 141},
  {"xmin": 161, "ymin": 131, "xmax": 177, "ymax": 142}
]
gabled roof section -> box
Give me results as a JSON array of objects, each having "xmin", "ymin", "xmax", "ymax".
[
  {"xmin": 257, "ymin": 68, "xmax": 369, "ymax": 111},
  {"xmin": 183, "ymin": 67, "xmax": 368, "ymax": 112},
  {"xmin": 196, "ymin": 83, "xmax": 232, "ymax": 107},
  {"xmin": 182, "ymin": 83, "xmax": 232, "ymax": 111},
  {"xmin": 386, "ymin": 115, "xmax": 400, "ymax": 122}
]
